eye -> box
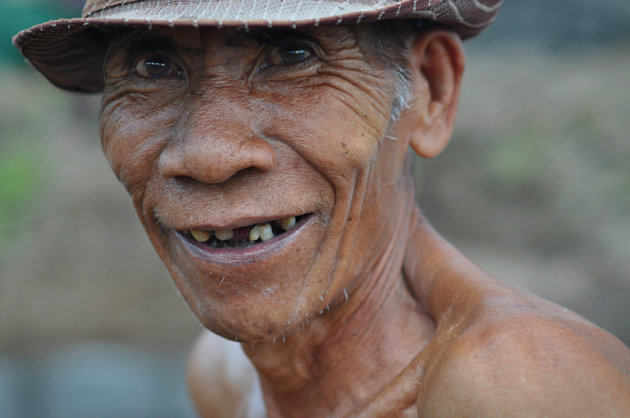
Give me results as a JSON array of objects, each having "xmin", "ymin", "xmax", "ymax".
[
  {"xmin": 134, "ymin": 53, "xmax": 181, "ymax": 79},
  {"xmin": 267, "ymin": 44, "xmax": 314, "ymax": 66}
]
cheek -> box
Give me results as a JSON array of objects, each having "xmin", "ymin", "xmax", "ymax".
[
  {"xmin": 100, "ymin": 96, "xmax": 176, "ymax": 197},
  {"xmin": 304, "ymin": 96, "xmax": 382, "ymax": 170},
  {"xmin": 255, "ymin": 85, "xmax": 390, "ymax": 184}
]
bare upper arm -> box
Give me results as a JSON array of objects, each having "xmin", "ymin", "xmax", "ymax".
[{"xmin": 187, "ymin": 330, "xmax": 263, "ymax": 418}]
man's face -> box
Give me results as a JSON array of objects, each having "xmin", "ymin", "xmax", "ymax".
[{"xmin": 100, "ymin": 25, "xmax": 415, "ymax": 342}]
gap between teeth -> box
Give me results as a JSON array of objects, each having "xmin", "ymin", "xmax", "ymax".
[{"xmin": 190, "ymin": 216, "xmax": 297, "ymax": 244}]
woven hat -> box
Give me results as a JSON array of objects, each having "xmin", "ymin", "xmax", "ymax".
[{"xmin": 13, "ymin": 0, "xmax": 502, "ymax": 93}]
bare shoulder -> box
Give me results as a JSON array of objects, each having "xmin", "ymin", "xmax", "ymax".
[
  {"xmin": 187, "ymin": 330, "xmax": 264, "ymax": 418},
  {"xmin": 416, "ymin": 291, "xmax": 630, "ymax": 417}
]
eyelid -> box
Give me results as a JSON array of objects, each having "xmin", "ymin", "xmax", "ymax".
[
  {"xmin": 269, "ymin": 43, "xmax": 314, "ymax": 64},
  {"xmin": 261, "ymin": 38, "xmax": 322, "ymax": 69},
  {"xmin": 274, "ymin": 37, "xmax": 322, "ymax": 56},
  {"xmin": 129, "ymin": 49, "xmax": 185, "ymax": 79}
]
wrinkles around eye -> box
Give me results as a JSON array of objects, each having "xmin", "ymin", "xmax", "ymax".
[{"xmin": 104, "ymin": 39, "xmax": 187, "ymax": 85}]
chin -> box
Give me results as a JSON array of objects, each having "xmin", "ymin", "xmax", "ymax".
[{"xmin": 146, "ymin": 211, "xmax": 344, "ymax": 343}]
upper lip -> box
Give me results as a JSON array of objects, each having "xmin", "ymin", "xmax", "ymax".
[{"xmin": 165, "ymin": 212, "xmax": 309, "ymax": 232}]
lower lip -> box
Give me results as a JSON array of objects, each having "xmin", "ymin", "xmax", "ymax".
[{"xmin": 173, "ymin": 215, "xmax": 315, "ymax": 266}]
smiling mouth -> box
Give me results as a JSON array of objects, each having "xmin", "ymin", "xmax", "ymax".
[{"xmin": 181, "ymin": 214, "xmax": 310, "ymax": 248}]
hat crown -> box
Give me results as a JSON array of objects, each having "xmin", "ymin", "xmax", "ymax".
[
  {"xmin": 81, "ymin": 0, "xmax": 502, "ymax": 21},
  {"xmin": 82, "ymin": 0, "xmax": 99, "ymax": 17},
  {"xmin": 83, "ymin": 0, "xmax": 141, "ymax": 17},
  {"xmin": 78, "ymin": 0, "xmax": 505, "ymax": 32}
]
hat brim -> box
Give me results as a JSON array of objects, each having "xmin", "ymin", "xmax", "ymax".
[{"xmin": 13, "ymin": 0, "xmax": 501, "ymax": 93}]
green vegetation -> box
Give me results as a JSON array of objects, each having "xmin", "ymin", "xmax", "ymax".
[{"xmin": 0, "ymin": 144, "xmax": 42, "ymax": 248}]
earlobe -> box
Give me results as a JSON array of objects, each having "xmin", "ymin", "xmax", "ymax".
[{"xmin": 404, "ymin": 30, "xmax": 465, "ymax": 159}]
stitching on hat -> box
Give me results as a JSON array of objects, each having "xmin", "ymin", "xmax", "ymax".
[
  {"xmin": 199, "ymin": 0, "xmax": 211, "ymax": 19},
  {"xmin": 307, "ymin": 0, "xmax": 317, "ymax": 20},
  {"xmin": 191, "ymin": 1, "xmax": 202, "ymax": 19},
  {"xmin": 416, "ymin": 10, "xmax": 436, "ymax": 20},
  {"xmin": 289, "ymin": 0, "xmax": 297, "ymax": 21},
  {"xmin": 290, "ymin": 0, "xmax": 303, "ymax": 22},
  {"xmin": 447, "ymin": 0, "xmax": 489, "ymax": 28},
  {"xmin": 275, "ymin": 0, "xmax": 287, "ymax": 23},
  {"xmin": 179, "ymin": 0, "xmax": 186, "ymax": 20},
  {"xmin": 235, "ymin": 0, "xmax": 246, "ymax": 24},
  {"xmin": 179, "ymin": 2, "xmax": 201, "ymax": 21},
  {"xmin": 340, "ymin": 0, "xmax": 350, "ymax": 15},
  {"xmin": 473, "ymin": 0, "xmax": 502, "ymax": 13},
  {"xmin": 250, "ymin": 0, "xmax": 258, "ymax": 22},
  {"xmin": 219, "ymin": 0, "xmax": 229, "ymax": 22},
  {"xmin": 262, "ymin": 0, "xmax": 270, "ymax": 21},
  {"xmin": 98, "ymin": 0, "xmax": 114, "ymax": 18},
  {"xmin": 173, "ymin": 0, "xmax": 183, "ymax": 20},
  {"xmin": 207, "ymin": 0, "xmax": 222, "ymax": 22}
]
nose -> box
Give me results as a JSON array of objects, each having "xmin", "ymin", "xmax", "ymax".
[{"xmin": 158, "ymin": 102, "xmax": 276, "ymax": 184}]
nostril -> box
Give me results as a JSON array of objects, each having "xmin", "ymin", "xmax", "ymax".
[
  {"xmin": 171, "ymin": 175, "xmax": 196, "ymax": 185},
  {"xmin": 234, "ymin": 167, "xmax": 257, "ymax": 178}
]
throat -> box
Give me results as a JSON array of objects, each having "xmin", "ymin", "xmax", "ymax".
[
  {"xmin": 245, "ymin": 184, "xmax": 431, "ymax": 415},
  {"xmin": 243, "ymin": 270, "xmax": 436, "ymax": 416}
]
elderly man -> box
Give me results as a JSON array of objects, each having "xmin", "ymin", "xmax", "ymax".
[{"xmin": 14, "ymin": 0, "xmax": 630, "ymax": 416}]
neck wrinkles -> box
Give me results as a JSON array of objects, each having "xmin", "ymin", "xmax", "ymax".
[{"xmin": 245, "ymin": 173, "xmax": 435, "ymax": 416}]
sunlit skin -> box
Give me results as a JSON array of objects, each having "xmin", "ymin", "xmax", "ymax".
[{"xmin": 100, "ymin": 24, "xmax": 630, "ymax": 417}]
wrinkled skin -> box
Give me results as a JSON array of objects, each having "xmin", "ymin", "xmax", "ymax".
[{"xmin": 100, "ymin": 24, "xmax": 630, "ymax": 417}]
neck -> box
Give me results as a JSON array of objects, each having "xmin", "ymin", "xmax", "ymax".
[{"xmin": 243, "ymin": 198, "xmax": 436, "ymax": 417}]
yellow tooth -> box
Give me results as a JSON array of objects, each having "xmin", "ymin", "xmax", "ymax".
[
  {"xmin": 259, "ymin": 224, "xmax": 274, "ymax": 242},
  {"xmin": 249, "ymin": 225, "xmax": 261, "ymax": 241},
  {"xmin": 214, "ymin": 229, "xmax": 234, "ymax": 241},
  {"xmin": 191, "ymin": 230, "xmax": 211, "ymax": 243},
  {"xmin": 278, "ymin": 216, "xmax": 296, "ymax": 231}
]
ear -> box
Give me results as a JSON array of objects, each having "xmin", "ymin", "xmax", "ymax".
[{"xmin": 402, "ymin": 29, "xmax": 465, "ymax": 159}]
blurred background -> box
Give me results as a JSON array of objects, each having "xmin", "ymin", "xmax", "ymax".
[{"xmin": 1, "ymin": 0, "xmax": 629, "ymax": 416}]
